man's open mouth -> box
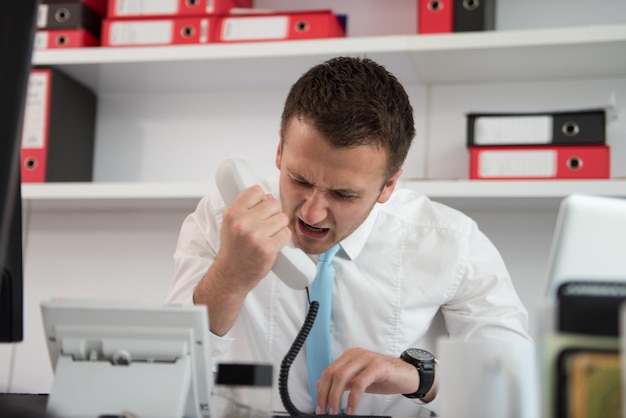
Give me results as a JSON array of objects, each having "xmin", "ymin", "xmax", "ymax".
[{"xmin": 299, "ymin": 219, "xmax": 329, "ymax": 233}]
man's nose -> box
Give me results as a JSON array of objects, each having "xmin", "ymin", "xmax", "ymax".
[{"xmin": 300, "ymin": 190, "xmax": 328, "ymax": 225}]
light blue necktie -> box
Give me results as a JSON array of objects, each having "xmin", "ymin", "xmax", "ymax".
[{"xmin": 306, "ymin": 244, "xmax": 341, "ymax": 409}]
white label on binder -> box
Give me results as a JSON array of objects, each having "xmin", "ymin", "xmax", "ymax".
[
  {"xmin": 479, "ymin": 150, "xmax": 557, "ymax": 178},
  {"xmin": 207, "ymin": 0, "xmax": 215, "ymax": 13},
  {"xmin": 221, "ymin": 16, "xmax": 289, "ymax": 41},
  {"xmin": 114, "ymin": 0, "xmax": 178, "ymax": 16},
  {"xmin": 37, "ymin": 4, "xmax": 49, "ymax": 28},
  {"xmin": 34, "ymin": 31, "xmax": 49, "ymax": 50},
  {"xmin": 200, "ymin": 19, "xmax": 209, "ymax": 43},
  {"xmin": 110, "ymin": 21, "xmax": 174, "ymax": 45},
  {"xmin": 475, "ymin": 115, "xmax": 552, "ymax": 145},
  {"xmin": 21, "ymin": 72, "xmax": 49, "ymax": 150}
]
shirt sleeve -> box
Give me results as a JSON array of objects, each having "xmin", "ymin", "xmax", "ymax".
[
  {"xmin": 441, "ymin": 220, "xmax": 532, "ymax": 343},
  {"xmin": 166, "ymin": 189, "xmax": 221, "ymax": 305},
  {"xmin": 165, "ymin": 188, "xmax": 240, "ymax": 358},
  {"xmin": 167, "ymin": 177, "xmax": 277, "ymax": 307}
]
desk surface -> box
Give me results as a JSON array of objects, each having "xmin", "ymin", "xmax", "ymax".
[{"xmin": 1, "ymin": 393, "xmax": 438, "ymax": 418}]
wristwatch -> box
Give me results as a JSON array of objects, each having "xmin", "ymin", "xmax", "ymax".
[{"xmin": 400, "ymin": 348, "xmax": 436, "ymax": 399}]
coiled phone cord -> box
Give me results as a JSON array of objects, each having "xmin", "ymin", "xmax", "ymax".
[
  {"xmin": 277, "ymin": 300, "xmax": 391, "ymax": 418},
  {"xmin": 278, "ymin": 300, "xmax": 319, "ymax": 416}
]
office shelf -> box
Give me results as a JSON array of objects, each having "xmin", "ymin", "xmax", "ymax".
[
  {"xmin": 25, "ymin": 23, "xmax": 626, "ymax": 211},
  {"xmin": 400, "ymin": 179, "xmax": 626, "ymax": 210},
  {"xmin": 21, "ymin": 182, "xmax": 208, "ymax": 211},
  {"xmin": 21, "ymin": 179, "xmax": 626, "ymax": 211},
  {"xmin": 32, "ymin": 24, "xmax": 626, "ymax": 93}
]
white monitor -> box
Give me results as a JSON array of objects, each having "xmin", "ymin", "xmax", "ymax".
[
  {"xmin": 41, "ymin": 298, "xmax": 213, "ymax": 418},
  {"xmin": 544, "ymin": 193, "xmax": 626, "ymax": 300}
]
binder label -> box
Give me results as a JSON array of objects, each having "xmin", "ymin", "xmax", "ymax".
[
  {"xmin": 37, "ymin": 4, "xmax": 49, "ymax": 28},
  {"xmin": 114, "ymin": 0, "xmax": 178, "ymax": 16},
  {"xmin": 475, "ymin": 115, "xmax": 552, "ymax": 145},
  {"xmin": 479, "ymin": 149, "xmax": 557, "ymax": 178},
  {"xmin": 21, "ymin": 72, "xmax": 49, "ymax": 150},
  {"xmin": 34, "ymin": 31, "xmax": 49, "ymax": 49},
  {"xmin": 110, "ymin": 20, "xmax": 174, "ymax": 45},
  {"xmin": 221, "ymin": 16, "xmax": 289, "ymax": 41},
  {"xmin": 200, "ymin": 18, "xmax": 209, "ymax": 43}
]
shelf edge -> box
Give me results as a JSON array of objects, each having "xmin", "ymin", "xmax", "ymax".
[{"xmin": 32, "ymin": 24, "xmax": 626, "ymax": 66}]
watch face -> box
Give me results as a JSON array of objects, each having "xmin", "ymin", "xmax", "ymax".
[{"xmin": 406, "ymin": 348, "xmax": 435, "ymax": 362}]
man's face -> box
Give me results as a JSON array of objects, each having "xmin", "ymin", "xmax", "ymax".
[{"xmin": 275, "ymin": 117, "xmax": 402, "ymax": 255}]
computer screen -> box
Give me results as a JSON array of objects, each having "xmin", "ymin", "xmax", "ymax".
[
  {"xmin": 41, "ymin": 298, "xmax": 213, "ymax": 418},
  {"xmin": 544, "ymin": 193, "xmax": 626, "ymax": 300},
  {"xmin": 0, "ymin": 0, "xmax": 38, "ymax": 343}
]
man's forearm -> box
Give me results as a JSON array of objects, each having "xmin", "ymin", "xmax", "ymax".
[{"xmin": 192, "ymin": 266, "xmax": 247, "ymax": 336}]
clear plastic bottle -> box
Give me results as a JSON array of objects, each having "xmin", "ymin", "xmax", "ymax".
[{"xmin": 213, "ymin": 363, "xmax": 273, "ymax": 418}]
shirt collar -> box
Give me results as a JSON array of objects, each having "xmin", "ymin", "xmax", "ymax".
[{"xmin": 338, "ymin": 203, "xmax": 380, "ymax": 261}]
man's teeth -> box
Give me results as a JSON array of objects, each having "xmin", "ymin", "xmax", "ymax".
[{"xmin": 303, "ymin": 222, "xmax": 325, "ymax": 232}]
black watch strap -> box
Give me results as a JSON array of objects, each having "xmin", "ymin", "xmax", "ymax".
[{"xmin": 400, "ymin": 348, "xmax": 435, "ymax": 399}]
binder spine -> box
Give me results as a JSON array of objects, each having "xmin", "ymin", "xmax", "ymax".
[
  {"xmin": 102, "ymin": 17, "xmax": 215, "ymax": 47},
  {"xmin": 418, "ymin": 0, "xmax": 454, "ymax": 34},
  {"xmin": 466, "ymin": 110, "xmax": 607, "ymax": 147},
  {"xmin": 468, "ymin": 145, "xmax": 610, "ymax": 180},
  {"xmin": 106, "ymin": 0, "xmax": 252, "ymax": 18},
  {"xmin": 37, "ymin": 2, "xmax": 101, "ymax": 38},
  {"xmin": 216, "ymin": 12, "xmax": 345, "ymax": 43},
  {"xmin": 21, "ymin": 68, "xmax": 96, "ymax": 183},
  {"xmin": 453, "ymin": 0, "xmax": 496, "ymax": 32},
  {"xmin": 34, "ymin": 29, "xmax": 99, "ymax": 49}
]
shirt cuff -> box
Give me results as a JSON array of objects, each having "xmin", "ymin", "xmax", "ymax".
[{"xmin": 209, "ymin": 331, "xmax": 236, "ymax": 371}]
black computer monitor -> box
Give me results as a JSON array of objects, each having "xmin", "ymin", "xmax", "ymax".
[{"xmin": 0, "ymin": 0, "xmax": 38, "ymax": 343}]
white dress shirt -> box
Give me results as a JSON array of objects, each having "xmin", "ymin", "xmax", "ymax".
[{"xmin": 166, "ymin": 177, "xmax": 531, "ymax": 416}]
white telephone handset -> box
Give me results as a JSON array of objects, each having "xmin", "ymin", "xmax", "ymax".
[{"xmin": 215, "ymin": 159, "xmax": 317, "ymax": 290}]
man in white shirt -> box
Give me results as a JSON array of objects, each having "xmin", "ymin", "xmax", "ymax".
[{"xmin": 166, "ymin": 56, "xmax": 531, "ymax": 416}]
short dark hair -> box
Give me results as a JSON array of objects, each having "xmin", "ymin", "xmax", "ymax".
[{"xmin": 280, "ymin": 56, "xmax": 415, "ymax": 178}]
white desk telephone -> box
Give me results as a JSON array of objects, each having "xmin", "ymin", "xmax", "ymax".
[{"xmin": 215, "ymin": 159, "xmax": 317, "ymax": 290}]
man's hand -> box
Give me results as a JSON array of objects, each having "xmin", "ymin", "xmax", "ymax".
[
  {"xmin": 216, "ymin": 185, "xmax": 291, "ymax": 290},
  {"xmin": 314, "ymin": 348, "xmax": 438, "ymax": 415},
  {"xmin": 193, "ymin": 185, "xmax": 291, "ymax": 335}
]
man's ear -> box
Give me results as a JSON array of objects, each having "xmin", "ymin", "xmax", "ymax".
[
  {"xmin": 275, "ymin": 131, "xmax": 282, "ymax": 170},
  {"xmin": 377, "ymin": 169, "xmax": 403, "ymax": 204}
]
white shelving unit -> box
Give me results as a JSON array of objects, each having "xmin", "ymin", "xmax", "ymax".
[
  {"xmin": 28, "ymin": 23, "xmax": 626, "ymax": 211},
  {"xmin": 21, "ymin": 179, "xmax": 626, "ymax": 211},
  {"xmin": 31, "ymin": 24, "xmax": 626, "ymax": 91}
]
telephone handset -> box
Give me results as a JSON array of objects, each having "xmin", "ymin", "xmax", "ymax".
[{"xmin": 215, "ymin": 159, "xmax": 317, "ymax": 290}]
